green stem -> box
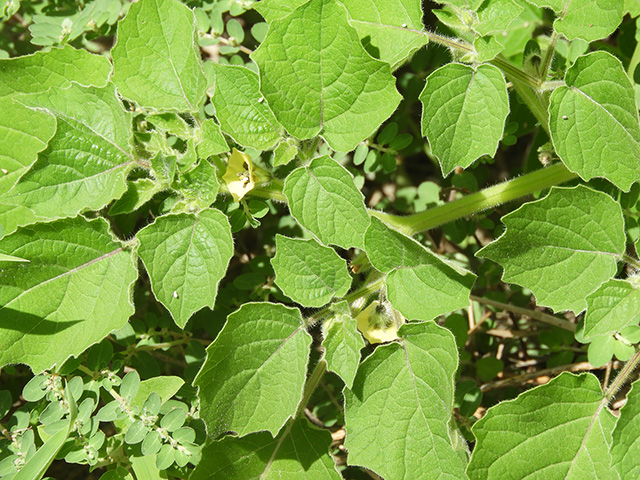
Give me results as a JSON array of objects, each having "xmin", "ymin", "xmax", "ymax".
[
  {"xmin": 471, "ymin": 295, "xmax": 575, "ymax": 332},
  {"xmin": 372, "ymin": 163, "xmax": 577, "ymax": 235},
  {"xmin": 623, "ymin": 254, "xmax": 640, "ymax": 270},
  {"xmin": 605, "ymin": 349, "xmax": 640, "ymax": 402},
  {"xmin": 507, "ymin": 75, "xmax": 550, "ymax": 136},
  {"xmin": 628, "ymin": 38, "xmax": 640, "ymax": 78},
  {"xmin": 491, "ymin": 55, "xmax": 541, "ymax": 89},
  {"xmin": 423, "ymin": 31, "xmax": 474, "ymax": 54},
  {"xmin": 539, "ymin": 32, "xmax": 559, "ymax": 82},
  {"xmin": 295, "ymin": 359, "xmax": 327, "ymax": 418}
]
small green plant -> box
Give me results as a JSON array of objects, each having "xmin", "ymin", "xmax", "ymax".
[{"xmin": 1, "ymin": 0, "xmax": 640, "ymax": 478}]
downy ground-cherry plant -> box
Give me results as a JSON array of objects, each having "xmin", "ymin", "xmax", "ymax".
[{"xmin": 1, "ymin": 0, "xmax": 640, "ymax": 478}]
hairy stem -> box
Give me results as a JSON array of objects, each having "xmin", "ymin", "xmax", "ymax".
[
  {"xmin": 471, "ymin": 295, "xmax": 576, "ymax": 332},
  {"xmin": 371, "ymin": 163, "xmax": 577, "ymax": 235},
  {"xmin": 605, "ymin": 349, "xmax": 640, "ymax": 402}
]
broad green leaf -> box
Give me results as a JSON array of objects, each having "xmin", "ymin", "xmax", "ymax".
[
  {"xmin": 252, "ymin": 0, "xmax": 401, "ymax": 152},
  {"xmin": 626, "ymin": 0, "xmax": 640, "ymax": 17},
  {"xmin": 477, "ymin": 186, "xmax": 625, "ymax": 313},
  {"xmin": 0, "ymin": 217, "xmax": 137, "ymax": 372},
  {"xmin": 137, "ymin": 209, "xmax": 233, "ymax": 328},
  {"xmin": 365, "ymin": 217, "xmax": 475, "ymax": 321},
  {"xmin": 211, "ymin": 64, "xmax": 284, "ymax": 150},
  {"xmin": 283, "ymin": 156, "xmax": 370, "ymax": 249},
  {"xmin": 468, "ymin": 372, "xmax": 617, "ymax": 480},
  {"xmin": 612, "ymin": 377, "xmax": 640, "ymax": 478},
  {"xmin": 340, "ymin": 0, "xmax": 428, "ymax": 70},
  {"xmin": 1, "ymin": 83, "xmax": 133, "ymax": 232},
  {"xmin": 473, "ymin": 0, "xmax": 523, "ymax": 36},
  {"xmin": 112, "ymin": 0, "xmax": 207, "ymax": 111},
  {"xmin": 549, "ymin": 52, "xmax": 640, "ymax": 191},
  {"xmin": 191, "ymin": 418, "xmax": 340, "ymax": 479},
  {"xmin": 146, "ymin": 113, "xmax": 191, "ymax": 137},
  {"xmin": 0, "ymin": 45, "xmax": 111, "ymax": 97},
  {"xmin": 322, "ymin": 302, "xmax": 364, "ymax": 389},
  {"xmin": 0, "ymin": 46, "xmax": 110, "ymax": 196},
  {"xmin": 194, "ymin": 303, "xmax": 311, "ymax": 437},
  {"xmin": 473, "ymin": 36, "xmax": 505, "ymax": 63},
  {"xmin": 272, "ymin": 235, "xmax": 351, "ymax": 308},
  {"xmin": 583, "ymin": 279, "xmax": 640, "ymax": 339},
  {"xmin": 196, "ymin": 119, "xmax": 229, "ymax": 158},
  {"xmin": 420, "ymin": 63, "xmax": 508, "ymax": 176},
  {"xmin": 526, "ymin": 0, "xmax": 623, "ymax": 42},
  {"xmin": 344, "ymin": 322, "xmax": 467, "ymax": 479}
]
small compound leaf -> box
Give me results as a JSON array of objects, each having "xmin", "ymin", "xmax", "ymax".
[
  {"xmin": 420, "ymin": 63, "xmax": 508, "ymax": 176},
  {"xmin": 549, "ymin": 51, "xmax": 640, "ymax": 191},
  {"xmin": 0, "ymin": 217, "xmax": 137, "ymax": 372},
  {"xmin": 191, "ymin": 418, "xmax": 341, "ymax": 479},
  {"xmin": 477, "ymin": 186, "xmax": 625, "ymax": 313},
  {"xmin": 344, "ymin": 322, "xmax": 467, "ymax": 479},
  {"xmin": 112, "ymin": 0, "xmax": 207, "ymax": 111},
  {"xmin": 468, "ymin": 372, "xmax": 617, "ymax": 480},
  {"xmin": 137, "ymin": 209, "xmax": 233, "ymax": 328},
  {"xmin": 211, "ymin": 64, "xmax": 284, "ymax": 150},
  {"xmin": 252, "ymin": 0, "xmax": 401, "ymax": 151},
  {"xmin": 194, "ymin": 303, "xmax": 311, "ymax": 437},
  {"xmin": 284, "ymin": 156, "xmax": 370, "ymax": 249}
]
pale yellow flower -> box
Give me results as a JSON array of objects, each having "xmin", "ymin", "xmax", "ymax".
[
  {"xmin": 356, "ymin": 301, "xmax": 402, "ymax": 344},
  {"xmin": 222, "ymin": 148, "xmax": 256, "ymax": 201}
]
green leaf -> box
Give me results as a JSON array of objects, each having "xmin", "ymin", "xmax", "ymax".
[
  {"xmin": 340, "ymin": 0, "xmax": 428, "ymax": 70},
  {"xmin": 147, "ymin": 113, "xmax": 191, "ymax": 137},
  {"xmin": 195, "ymin": 303, "xmax": 311, "ymax": 437},
  {"xmin": 254, "ymin": 0, "xmax": 307, "ymax": 23},
  {"xmin": 526, "ymin": 0, "xmax": 623, "ymax": 42},
  {"xmin": 272, "ymin": 235, "xmax": 352, "ymax": 308},
  {"xmin": 174, "ymin": 160, "xmax": 220, "ymax": 209},
  {"xmin": 0, "ymin": 45, "xmax": 111, "ymax": 97},
  {"xmin": 191, "ymin": 418, "xmax": 340, "ymax": 479},
  {"xmin": 344, "ymin": 322, "xmax": 467, "ymax": 479},
  {"xmin": 0, "ymin": 217, "xmax": 137, "ymax": 372},
  {"xmin": 321, "ymin": 302, "xmax": 365, "ymax": 389},
  {"xmin": 211, "ymin": 64, "xmax": 284, "ymax": 150},
  {"xmin": 468, "ymin": 372, "xmax": 617, "ymax": 480},
  {"xmin": 251, "ymin": 0, "xmax": 401, "ymax": 151},
  {"xmin": 477, "ymin": 186, "xmax": 625, "ymax": 313},
  {"xmin": 365, "ymin": 217, "xmax": 475, "ymax": 321},
  {"xmin": 112, "ymin": 0, "xmax": 207, "ymax": 111},
  {"xmin": 0, "ymin": 46, "xmax": 112, "ymax": 218},
  {"xmin": 583, "ymin": 279, "xmax": 640, "ymax": 339},
  {"xmin": 549, "ymin": 51, "xmax": 640, "ymax": 191},
  {"xmin": 420, "ymin": 63, "xmax": 509, "ymax": 176},
  {"xmin": 109, "ymin": 178, "xmax": 163, "ymax": 216},
  {"xmin": 196, "ymin": 119, "xmax": 229, "ymax": 158},
  {"xmin": 137, "ymin": 209, "xmax": 233, "ymax": 328},
  {"xmin": 1, "ymin": 83, "xmax": 133, "ymax": 232},
  {"xmin": 272, "ymin": 140, "xmax": 298, "ymax": 167},
  {"xmin": 612, "ymin": 377, "xmax": 640, "ymax": 478},
  {"xmin": 283, "ymin": 156, "xmax": 370, "ymax": 249},
  {"xmin": 473, "ymin": 0, "xmax": 523, "ymax": 36}
]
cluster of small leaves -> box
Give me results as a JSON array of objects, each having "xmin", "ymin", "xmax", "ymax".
[{"xmin": 1, "ymin": 0, "xmax": 640, "ymax": 479}]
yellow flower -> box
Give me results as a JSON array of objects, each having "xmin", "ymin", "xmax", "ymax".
[
  {"xmin": 356, "ymin": 301, "xmax": 403, "ymax": 344},
  {"xmin": 222, "ymin": 148, "xmax": 256, "ymax": 201}
]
